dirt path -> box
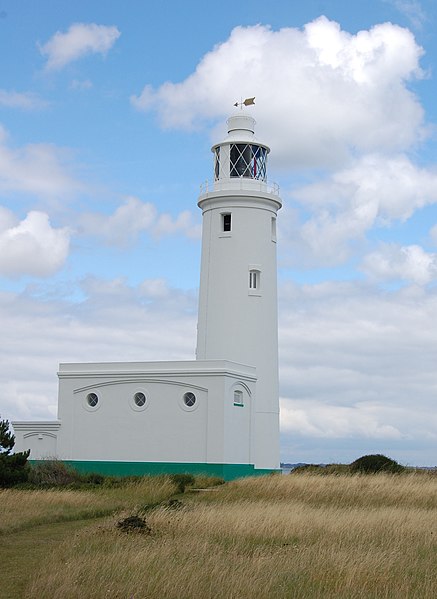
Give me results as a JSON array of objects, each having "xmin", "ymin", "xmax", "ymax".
[{"xmin": 1, "ymin": 518, "xmax": 98, "ymax": 599}]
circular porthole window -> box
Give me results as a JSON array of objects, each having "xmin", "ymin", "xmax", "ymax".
[
  {"xmin": 129, "ymin": 388, "xmax": 149, "ymax": 411},
  {"xmin": 134, "ymin": 392, "xmax": 146, "ymax": 407},
  {"xmin": 86, "ymin": 392, "xmax": 99, "ymax": 408},
  {"xmin": 183, "ymin": 392, "xmax": 196, "ymax": 407}
]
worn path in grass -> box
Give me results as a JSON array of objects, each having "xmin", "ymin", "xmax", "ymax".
[{"xmin": 1, "ymin": 518, "xmax": 99, "ymax": 599}]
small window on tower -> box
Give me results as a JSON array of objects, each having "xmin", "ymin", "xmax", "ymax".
[
  {"xmin": 222, "ymin": 213, "xmax": 231, "ymax": 232},
  {"xmin": 248, "ymin": 268, "xmax": 261, "ymax": 295},
  {"xmin": 271, "ymin": 217, "xmax": 277, "ymax": 242},
  {"xmin": 249, "ymin": 270, "xmax": 258, "ymax": 289}
]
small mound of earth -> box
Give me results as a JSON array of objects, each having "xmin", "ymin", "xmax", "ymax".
[{"xmin": 117, "ymin": 515, "xmax": 151, "ymax": 534}]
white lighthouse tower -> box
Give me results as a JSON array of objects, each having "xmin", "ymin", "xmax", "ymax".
[
  {"xmin": 196, "ymin": 113, "xmax": 282, "ymax": 470},
  {"xmin": 13, "ymin": 112, "xmax": 282, "ymax": 479}
]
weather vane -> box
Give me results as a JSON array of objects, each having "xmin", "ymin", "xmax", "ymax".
[{"xmin": 234, "ymin": 97, "xmax": 255, "ymax": 110}]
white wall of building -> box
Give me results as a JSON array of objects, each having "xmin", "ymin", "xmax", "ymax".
[{"xmin": 14, "ymin": 360, "xmax": 256, "ymax": 467}]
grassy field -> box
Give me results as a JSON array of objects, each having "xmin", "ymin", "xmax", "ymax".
[
  {"xmin": 0, "ymin": 476, "xmax": 175, "ymax": 534},
  {"xmin": 3, "ymin": 473, "xmax": 437, "ymax": 598}
]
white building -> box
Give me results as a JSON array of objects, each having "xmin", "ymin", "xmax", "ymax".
[{"xmin": 13, "ymin": 113, "xmax": 282, "ymax": 480}]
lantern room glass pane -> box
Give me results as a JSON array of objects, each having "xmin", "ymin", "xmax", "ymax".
[
  {"xmin": 214, "ymin": 147, "xmax": 220, "ymax": 180},
  {"xmin": 229, "ymin": 144, "xmax": 267, "ymax": 181}
]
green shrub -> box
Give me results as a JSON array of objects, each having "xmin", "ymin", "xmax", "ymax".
[
  {"xmin": 82, "ymin": 472, "xmax": 105, "ymax": 485},
  {"xmin": 350, "ymin": 454, "xmax": 405, "ymax": 474},
  {"xmin": 323, "ymin": 463, "xmax": 352, "ymax": 475}
]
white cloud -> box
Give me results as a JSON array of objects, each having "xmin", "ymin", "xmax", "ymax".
[
  {"xmin": 387, "ymin": 0, "xmax": 427, "ymax": 29},
  {"xmin": 40, "ymin": 23, "xmax": 120, "ymax": 71},
  {"xmin": 132, "ymin": 18, "xmax": 425, "ymax": 167},
  {"xmin": 0, "ymin": 90, "xmax": 47, "ymax": 110},
  {"xmin": 0, "ymin": 124, "xmax": 82, "ymax": 199},
  {"xmin": 154, "ymin": 210, "xmax": 202, "ymax": 239},
  {"xmin": 280, "ymin": 400, "xmax": 404, "ymax": 440},
  {"xmin": 0, "ymin": 278, "xmax": 197, "ymax": 421},
  {"xmin": 430, "ymin": 223, "xmax": 437, "ymax": 246},
  {"xmin": 0, "ymin": 205, "xmax": 17, "ymax": 231},
  {"xmin": 80, "ymin": 196, "xmax": 201, "ymax": 245},
  {"xmin": 282, "ymin": 154, "xmax": 437, "ymax": 265},
  {"xmin": 0, "ymin": 210, "xmax": 70, "ymax": 277},
  {"xmin": 361, "ymin": 243, "xmax": 437, "ymax": 285},
  {"xmin": 69, "ymin": 79, "xmax": 93, "ymax": 91},
  {"xmin": 277, "ymin": 280, "xmax": 437, "ymax": 461},
  {"xmin": 295, "ymin": 154, "xmax": 437, "ymax": 221}
]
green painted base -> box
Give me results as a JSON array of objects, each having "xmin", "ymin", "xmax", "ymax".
[{"xmin": 35, "ymin": 460, "xmax": 278, "ymax": 481}]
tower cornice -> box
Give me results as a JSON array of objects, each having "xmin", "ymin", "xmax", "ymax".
[{"xmin": 198, "ymin": 190, "xmax": 282, "ymax": 212}]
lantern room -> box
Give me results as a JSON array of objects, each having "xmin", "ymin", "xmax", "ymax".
[{"xmin": 212, "ymin": 115, "xmax": 269, "ymax": 182}]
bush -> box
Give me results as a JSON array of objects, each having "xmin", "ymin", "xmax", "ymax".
[
  {"xmin": 350, "ymin": 454, "xmax": 405, "ymax": 474},
  {"xmin": 28, "ymin": 460, "xmax": 82, "ymax": 487},
  {"xmin": 323, "ymin": 463, "xmax": 352, "ymax": 475},
  {"xmin": 170, "ymin": 473, "xmax": 195, "ymax": 493},
  {"xmin": 291, "ymin": 464, "xmax": 326, "ymax": 474},
  {"xmin": 82, "ymin": 472, "xmax": 105, "ymax": 485}
]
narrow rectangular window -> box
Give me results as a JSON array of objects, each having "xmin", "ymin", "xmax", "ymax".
[
  {"xmin": 249, "ymin": 270, "xmax": 258, "ymax": 289},
  {"xmin": 222, "ymin": 213, "xmax": 231, "ymax": 232},
  {"xmin": 271, "ymin": 217, "xmax": 277, "ymax": 242}
]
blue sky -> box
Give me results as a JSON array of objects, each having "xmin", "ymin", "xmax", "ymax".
[{"xmin": 2, "ymin": 0, "xmax": 437, "ymax": 466}]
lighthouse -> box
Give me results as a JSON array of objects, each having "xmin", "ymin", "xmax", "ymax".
[
  {"xmin": 12, "ymin": 112, "xmax": 282, "ymax": 479},
  {"xmin": 196, "ymin": 114, "xmax": 282, "ymax": 470}
]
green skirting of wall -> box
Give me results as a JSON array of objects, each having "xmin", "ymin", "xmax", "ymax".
[{"xmin": 50, "ymin": 460, "xmax": 278, "ymax": 481}]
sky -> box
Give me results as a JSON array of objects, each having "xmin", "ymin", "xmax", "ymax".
[{"xmin": 1, "ymin": 0, "xmax": 437, "ymax": 466}]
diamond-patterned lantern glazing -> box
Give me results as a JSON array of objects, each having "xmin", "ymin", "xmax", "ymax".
[{"xmin": 214, "ymin": 143, "xmax": 267, "ymax": 182}]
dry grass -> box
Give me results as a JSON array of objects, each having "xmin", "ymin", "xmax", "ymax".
[
  {"xmin": 24, "ymin": 473, "xmax": 437, "ymax": 598},
  {"xmin": 208, "ymin": 471, "xmax": 437, "ymax": 509},
  {"xmin": 0, "ymin": 476, "xmax": 174, "ymax": 534}
]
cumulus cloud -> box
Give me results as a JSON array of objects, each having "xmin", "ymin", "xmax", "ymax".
[
  {"xmin": 40, "ymin": 23, "xmax": 120, "ymax": 71},
  {"xmin": 131, "ymin": 16, "xmax": 435, "ymax": 275},
  {"xmin": 132, "ymin": 17, "xmax": 425, "ymax": 167},
  {"xmin": 0, "ymin": 210, "xmax": 70, "ymax": 277},
  {"xmin": 280, "ymin": 400, "xmax": 404, "ymax": 440},
  {"xmin": 0, "ymin": 124, "xmax": 82, "ymax": 199},
  {"xmin": 79, "ymin": 196, "xmax": 201, "ymax": 245},
  {"xmin": 361, "ymin": 243, "xmax": 437, "ymax": 285},
  {"xmin": 282, "ymin": 154, "xmax": 437, "ymax": 265},
  {"xmin": 0, "ymin": 89, "xmax": 47, "ymax": 110}
]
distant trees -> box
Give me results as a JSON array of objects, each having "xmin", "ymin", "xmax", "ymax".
[
  {"xmin": 350, "ymin": 454, "xmax": 405, "ymax": 474},
  {"xmin": 290, "ymin": 454, "xmax": 406, "ymax": 475},
  {"xmin": 0, "ymin": 417, "xmax": 30, "ymax": 486}
]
